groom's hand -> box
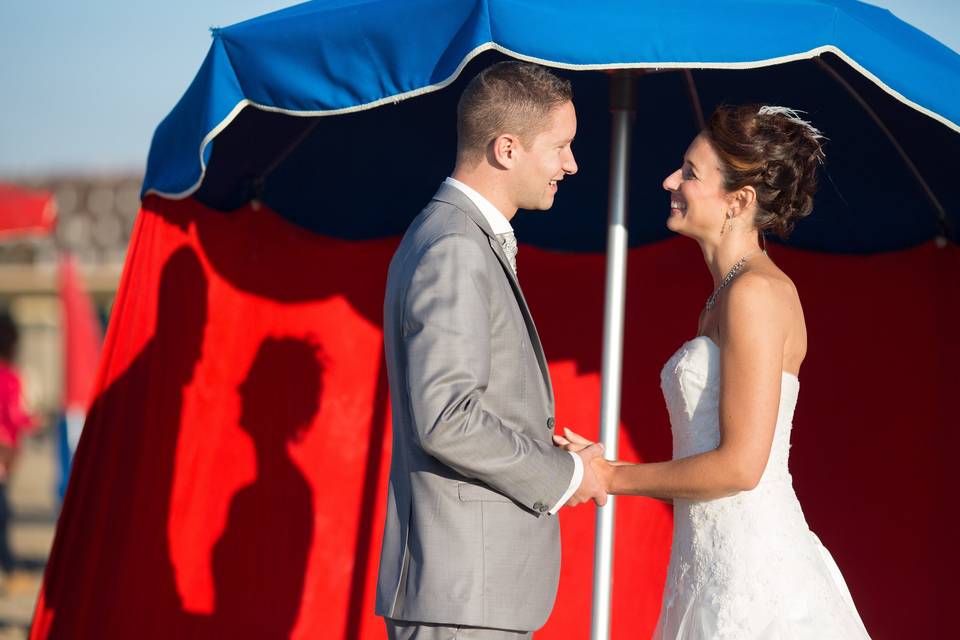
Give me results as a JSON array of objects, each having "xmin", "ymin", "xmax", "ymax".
[
  {"xmin": 552, "ymin": 427, "xmax": 594, "ymax": 452},
  {"xmin": 567, "ymin": 443, "xmax": 608, "ymax": 507}
]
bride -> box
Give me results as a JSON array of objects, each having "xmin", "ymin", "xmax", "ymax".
[{"xmin": 557, "ymin": 105, "xmax": 871, "ymax": 638}]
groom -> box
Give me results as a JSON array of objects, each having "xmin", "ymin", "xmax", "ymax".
[{"xmin": 376, "ymin": 62, "xmax": 606, "ymax": 639}]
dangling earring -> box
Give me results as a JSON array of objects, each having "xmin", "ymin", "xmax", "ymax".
[{"xmin": 721, "ymin": 211, "xmax": 734, "ymax": 235}]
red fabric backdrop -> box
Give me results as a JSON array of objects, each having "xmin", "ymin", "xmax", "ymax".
[{"xmin": 32, "ymin": 196, "xmax": 958, "ymax": 639}]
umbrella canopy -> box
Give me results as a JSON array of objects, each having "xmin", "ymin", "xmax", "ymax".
[
  {"xmin": 0, "ymin": 182, "xmax": 56, "ymax": 238},
  {"xmin": 143, "ymin": 0, "xmax": 960, "ymax": 253}
]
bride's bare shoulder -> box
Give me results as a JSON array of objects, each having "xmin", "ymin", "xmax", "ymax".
[
  {"xmin": 723, "ymin": 264, "xmax": 807, "ymax": 365},
  {"xmin": 728, "ymin": 262, "xmax": 798, "ymax": 304},
  {"xmin": 722, "ymin": 267, "xmax": 800, "ymax": 330}
]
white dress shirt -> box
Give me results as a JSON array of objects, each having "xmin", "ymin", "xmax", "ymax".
[{"xmin": 444, "ymin": 177, "xmax": 583, "ymax": 514}]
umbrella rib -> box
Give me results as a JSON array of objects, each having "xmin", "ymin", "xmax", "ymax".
[
  {"xmin": 251, "ymin": 117, "xmax": 322, "ymax": 202},
  {"xmin": 682, "ymin": 70, "xmax": 706, "ymax": 131},
  {"xmin": 814, "ymin": 56, "xmax": 950, "ymax": 239}
]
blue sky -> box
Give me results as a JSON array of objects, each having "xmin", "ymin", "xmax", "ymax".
[{"xmin": 0, "ymin": 0, "xmax": 956, "ymax": 178}]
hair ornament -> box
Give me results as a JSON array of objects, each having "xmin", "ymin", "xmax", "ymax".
[{"xmin": 757, "ymin": 105, "xmax": 827, "ymax": 163}]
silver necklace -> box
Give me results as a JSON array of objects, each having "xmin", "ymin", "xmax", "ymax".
[{"xmin": 705, "ymin": 249, "xmax": 766, "ymax": 311}]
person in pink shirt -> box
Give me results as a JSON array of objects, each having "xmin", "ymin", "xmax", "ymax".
[{"xmin": 0, "ymin": 311, "xmax": 35, "ymax": 590}]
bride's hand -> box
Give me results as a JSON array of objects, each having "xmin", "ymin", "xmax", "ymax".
[
  {"xmin": 591, "ymin": 456, "xmax": 615, "ymax": 493},
  {"xmin": 552, "ymin": 427, "xmax": 595, "ymax": 452},
  {"xmin": 553, "ymin": 428, "xmax": 628, "ymax": 494}
]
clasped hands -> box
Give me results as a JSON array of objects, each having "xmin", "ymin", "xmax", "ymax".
[{"xmin": 554, "ymin": 428, "xmax": 615, "ymax": 508}]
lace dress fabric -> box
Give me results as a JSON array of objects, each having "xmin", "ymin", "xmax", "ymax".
[{"xmin": 654, "ymin": 336, "xmax": 871, "ymax": 639}]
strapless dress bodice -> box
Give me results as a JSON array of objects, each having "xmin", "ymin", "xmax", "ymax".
[{"xmin": 660, "ymin": 335, "xmax": 799, "ymax": 485}]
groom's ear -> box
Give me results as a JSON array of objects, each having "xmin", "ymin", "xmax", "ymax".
[{"xmin": 489, "ymin": 133, "xmax": 520, "ymax": 169}]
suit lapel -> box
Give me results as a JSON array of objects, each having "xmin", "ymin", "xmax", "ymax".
[
  {"xmin": 431, "ymin": 185, "xmax": 555, "ymax": 404},
  {"xmin": 485, "ymin": 236, "xmax": 555, "ymax": 403}
]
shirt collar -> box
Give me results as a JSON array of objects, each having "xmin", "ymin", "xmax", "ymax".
[{"xmin": 443, "ymin": 177, "xmax": 514, "ymax": 235}]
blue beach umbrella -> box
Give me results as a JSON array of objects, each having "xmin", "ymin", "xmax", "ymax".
[
  {"xmin": 141, "ymin": 2, "xmax": 959, "ymax": 635},
  {"xmin": 78, "ymin": 1, "xmax": 956, "ymax": 638}
]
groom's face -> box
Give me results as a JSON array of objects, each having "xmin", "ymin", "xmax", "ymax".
[{"xmin": 512, "ymin": 100, "xmax": 578, "ymax": 211}]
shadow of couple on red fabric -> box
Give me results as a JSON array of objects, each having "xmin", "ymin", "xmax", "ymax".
[{"xmin": 42, "ymin": 244, "xmax": 323, "ymax": 639}]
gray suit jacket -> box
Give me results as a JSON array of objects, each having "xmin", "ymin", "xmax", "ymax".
[{"xmin": 375, "ymin": 183, "xmax": 576, "ymax": 631}]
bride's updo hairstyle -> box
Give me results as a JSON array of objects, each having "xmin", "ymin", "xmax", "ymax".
[{"xmin": 704, "ymin": 105, "xmax": 826, "ymax": 239}]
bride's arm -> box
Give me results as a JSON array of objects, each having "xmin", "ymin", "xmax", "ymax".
[
  {"xmin": 553, "ymin": 434, "xmax": 674, "ymax": 504},
  {"xmin": 595, "ymin": 273, "xmax": 789, "ymax": 501}
]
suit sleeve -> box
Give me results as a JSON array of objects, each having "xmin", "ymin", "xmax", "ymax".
[{"xmin": 402, "ymin": 233, "xmax": 575, "ymax": 512}]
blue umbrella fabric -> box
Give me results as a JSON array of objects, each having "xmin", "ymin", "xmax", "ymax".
[{"xmin": 143, "ymin": 0, "xmax": 960, "ymax": 253}]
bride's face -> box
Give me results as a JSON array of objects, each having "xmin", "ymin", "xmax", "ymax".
[{"xmin": 662, "ymin": 134, "xmax": 732, "ymax": 241}]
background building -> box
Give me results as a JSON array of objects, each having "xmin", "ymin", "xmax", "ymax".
[{"xmin": 0, "ymin": 176, "xmax": 138, "ymax": 419}]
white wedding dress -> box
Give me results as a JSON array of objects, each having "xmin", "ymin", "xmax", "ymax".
[{"xmin": 654, "ymin": 336, "xmax": 871, "ymax": 639}]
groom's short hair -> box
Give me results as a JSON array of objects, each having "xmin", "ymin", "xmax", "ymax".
[{"xmin": 456, "ymin": 61, "xmax": 573, "ymax": 166}]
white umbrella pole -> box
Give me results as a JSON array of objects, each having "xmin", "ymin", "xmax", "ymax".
[{"xmin": 591, "ymin": 70, "xmax": 635, "ymax": 640}]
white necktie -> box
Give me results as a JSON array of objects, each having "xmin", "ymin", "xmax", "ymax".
[{"xmin": 496, "ymin": 231, "xmax": 518, "ymax": 276}]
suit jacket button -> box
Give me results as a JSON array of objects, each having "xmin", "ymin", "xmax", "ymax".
[
  {"xmin": 546, "ymin": 417, "xmax": 555, "ymax": 430},
  {"xmin": 534, "ymin": 501, "xmax": 548, "ymax": 512}
]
